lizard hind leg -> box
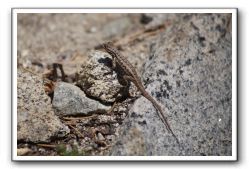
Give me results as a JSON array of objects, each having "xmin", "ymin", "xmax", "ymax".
[
  {"xmin": 121, "ymin": 75, "xmax": 136, "ymax": 99},
  {"xmin": 115, "ymin": 74, "xmax": 136, "ymax": 102}
]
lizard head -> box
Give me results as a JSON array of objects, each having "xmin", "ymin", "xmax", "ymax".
[
  {"xmin": 102, "ymin": 42, "xmax": 118, "ymax": 57},
  {"xmin": 102, "ymin": 41, "xmax": 113, "ymax": 49}
]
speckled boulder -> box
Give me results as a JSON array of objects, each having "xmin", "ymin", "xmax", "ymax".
[
  {"xmin": 17, "ymin": 69, "xmax": 70, "ymax": 142},
  {"xmin": 76, "ymin": 51, "xmax": 122, "ymax": 103},
  {"xmin": 110, "ymin": 13, "xmax": 232, "ymax": 156}
]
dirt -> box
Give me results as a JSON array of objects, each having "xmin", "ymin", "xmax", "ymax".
[{"xmin": 17, "ymin": 13, "xmax": 172, "ymax": 156}]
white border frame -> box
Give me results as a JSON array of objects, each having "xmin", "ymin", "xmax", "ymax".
[{"xmin": 12, "ymin": 8, "xmax": 237, "ymax": 161}]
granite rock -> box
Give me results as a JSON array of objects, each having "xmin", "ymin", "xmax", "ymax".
[
  {"xmin": 17, "ymin": 69, "xmax": 70, "ymax": 142},
  {"xmin": 52, "ymin": 82, "xmax": 110, "ymax": 116},
  {"xmin": 110, "ymin": 14, "xmax": 232, "ymax": 156},
  {"xmin": 76, "ymin": 51, "xmax": 123, "ymax": 103}
]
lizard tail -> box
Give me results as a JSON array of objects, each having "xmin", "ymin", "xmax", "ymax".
[{"xmin": 141, "ymin": 89, "xmax": 180, "ymax": 145}]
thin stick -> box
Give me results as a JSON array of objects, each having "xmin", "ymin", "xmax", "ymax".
[
  {"xmin": 37, "ymin": 144, "xmax": 56, "ymax": 148},
  {"xmin": 68, "ymin": 124, "xmax": 85, "ymax": 138}
]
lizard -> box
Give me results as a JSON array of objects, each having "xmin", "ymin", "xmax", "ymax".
[{"xmin": 102, "ymin": 42, "xmax": 180, "ymax": 145}]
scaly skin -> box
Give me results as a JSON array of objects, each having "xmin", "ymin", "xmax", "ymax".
[{"xmin": 102, "ymin": 42, "xmax": 180, "ymax": 145}]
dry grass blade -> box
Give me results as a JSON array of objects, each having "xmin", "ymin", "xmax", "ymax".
[{"xmin": 62, "ymin": 115, "xmax": 98, "ymax": 121}]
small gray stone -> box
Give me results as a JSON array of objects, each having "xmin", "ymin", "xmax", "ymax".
[
  {"xmin": 52, "ymin": 82, "xmax": 110, "ymax": 116},
  {"xmin": 97, "ymin": 133, "xmax": 105, "ymax": 141},
  {"xmin": 141, "ymin": 13, "xmax": 178, "ymax": 29},
  {"xmin": 17, "ymin": 69, "xmax": 70, "ymax": 143}
]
